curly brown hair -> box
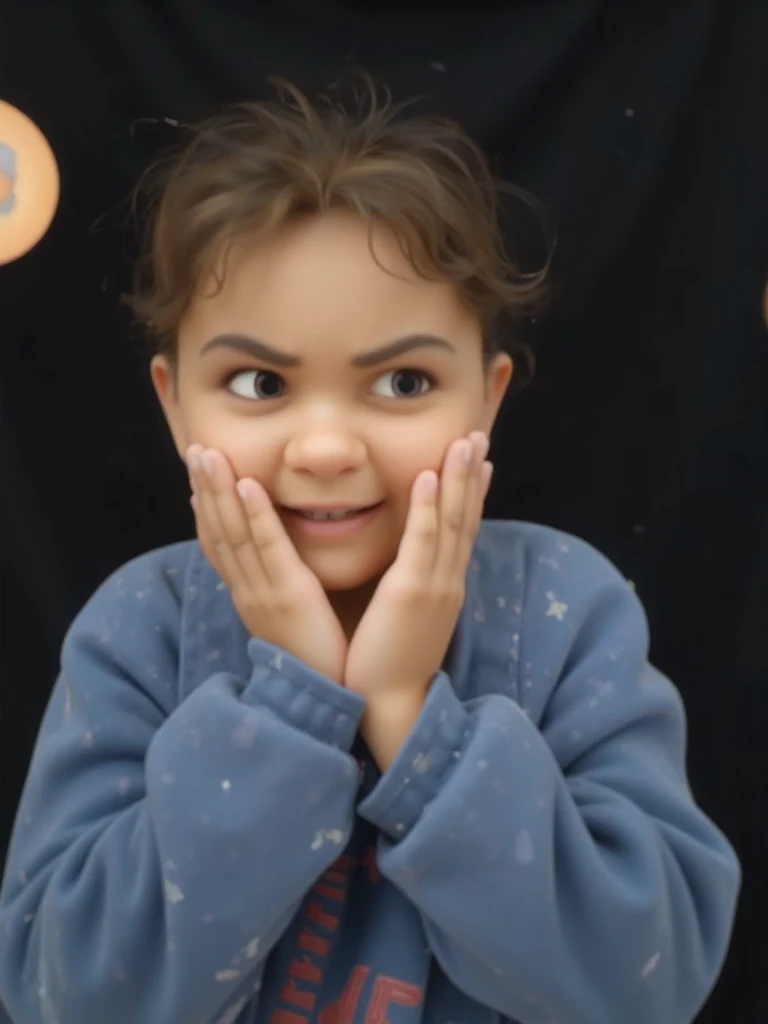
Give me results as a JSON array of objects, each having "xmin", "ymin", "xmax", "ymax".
[{"xmin": 128, "ymin": 75, "xmax": 552, "ymax": 375}]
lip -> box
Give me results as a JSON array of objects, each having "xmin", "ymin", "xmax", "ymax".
[
  {"xmin": 281, "ymin": 502, "xmax": 384, "ymax": 540},
  {"xmin": 287, "ymin": 504, "xmax": 376, "ymax": 513}
]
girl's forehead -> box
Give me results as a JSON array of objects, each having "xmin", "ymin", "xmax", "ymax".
[{"xmin": 184, "ymin": 215, "xmax": 478, "ymax": 348}]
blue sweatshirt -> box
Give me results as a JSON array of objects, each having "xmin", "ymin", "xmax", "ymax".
[{"xmin": 0, "ymin": 521, "xmax": 739, "ymax": 1024}]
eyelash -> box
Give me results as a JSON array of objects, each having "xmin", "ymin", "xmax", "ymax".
[{"xmin": 223, "ymin": 367, "xmax": 438, "ymax": 402}]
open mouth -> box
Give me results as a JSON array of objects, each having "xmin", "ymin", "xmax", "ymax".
[
  {"xmin": 281, "ymin": 502, "xmax": 384, "ymax": 538},
  {"xmin": 291, "ymin": 506, "xmax": 375, "ymax": 522}
]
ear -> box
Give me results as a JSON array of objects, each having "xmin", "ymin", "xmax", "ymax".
[
  {"xmin": 480, "ymin": 351, "xmax": 514, "ymax": 435},
  {"xmin": 150, "ymin": 355, "xmax": 188, "ymax": 460}
]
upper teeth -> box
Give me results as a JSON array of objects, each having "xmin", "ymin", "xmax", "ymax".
[{"xmin": 299, "ymin": 509, "xmax": 362, "ymax": 521}]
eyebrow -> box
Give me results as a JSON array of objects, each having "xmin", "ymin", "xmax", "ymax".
[{"xmin": 199, "ymin": 332, "xmax": 457, "ymax": 368}]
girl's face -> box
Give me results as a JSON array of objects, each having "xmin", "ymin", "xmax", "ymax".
[{"xmin": 152, "ymin": 211, "xmax": 512, "ymax": 596}]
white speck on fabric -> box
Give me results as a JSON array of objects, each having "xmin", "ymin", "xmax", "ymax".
[
  {"xmin": 231, "ymin": 716, "xmax": 259, "ymax": 749},
  {"xmin": 642, "ymin": 951, "xmax": 661, "ymax": 977},
  {"xmin": 310, "ymin": 828, "xmax": 345, "ymax": 851},
  {"xmin": 63, "ymin": 681, "xmax": 73, "ymax": 722},
  {"xmin": 164, "ymin": 879, "xmax": 185, "ymax": 904},
  {"xmin": 545, "ymin": 592, "xmax": 568, "ymax": 620},
  {"xmin": 538, "ymin": 556, "xmax": 560, "ymax": 570},
  {"xmin": 221, "ymin": 779, "xmax": 232, "ymax": 792},
  {"xmin": 215, "ymin": 969, "xmax": 241, "ymax": 982},
  {"xmin": 514, "ymin": 829, "xmax": 536, "ymax": 864}
]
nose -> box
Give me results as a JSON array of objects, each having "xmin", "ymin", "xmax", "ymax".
[{"xmin": 283, "ymin": 420, "xmax": 367, "ymax": 479}]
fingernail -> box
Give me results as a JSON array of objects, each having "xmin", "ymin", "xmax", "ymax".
[
  {"xmin": 461, "ymin": 440, "xmax": 474, "ymax": 464},
  {"xmin": 422, "ymin": 470, "xmax": 439, "ymax": 494},
  {"xmin": 201, "ymin": 452, "xmax": 215, "ymax": 478},
  {"xmin": 482, "ymin": 460, "xmax": 494, "ymax": 489},
  {"xmin": 236, "ymin": 478, "xmax": 261, "ymax": 511},
  {"xmin": 186, "ymin": 448, "xmax": 201, "ymax": 472}
]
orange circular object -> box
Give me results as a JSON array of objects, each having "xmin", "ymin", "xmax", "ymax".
[{"xmin": 0, "ymin": 100, "xmax": 60, "ymax": 264}]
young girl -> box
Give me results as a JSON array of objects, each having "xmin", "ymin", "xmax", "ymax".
[{"xmin": 0, "ymin": 79, "xmax": 739, "ymax": 1024}]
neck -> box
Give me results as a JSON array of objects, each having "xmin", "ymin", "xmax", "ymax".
[{"xmin": 328, "ymin": 577, "xmax": 380, "ymax": 639}]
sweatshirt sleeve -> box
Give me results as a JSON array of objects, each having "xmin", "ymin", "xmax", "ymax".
[
  {"xmin": 357, "ymin": 540, "xmax": 740, "ymax": 1024},
  {"xmin": 0, "ymin": 550, "xmax": 366, "ymax": 1024}
]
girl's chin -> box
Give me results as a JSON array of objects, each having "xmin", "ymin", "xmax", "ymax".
[{"xmin": 302, "ymin": 552, "xmax": 392, "ymax": 596}]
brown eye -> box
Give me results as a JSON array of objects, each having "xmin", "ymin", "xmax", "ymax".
[
  {"xmin": 371, "ymin": 369, "xmax": 434, "ymax": 399},
  {"xmin": 227, "ymin": 370, "xmax": 285, "ymax": 400}
]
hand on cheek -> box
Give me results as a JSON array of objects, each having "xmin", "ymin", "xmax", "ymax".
[
  {"xmin": 344, "ymin": 431, "xmax": 492, "ymax": 768},
  {"xmin": 186, "ymin": 445, "xmax": 349, "ymax": 683}
]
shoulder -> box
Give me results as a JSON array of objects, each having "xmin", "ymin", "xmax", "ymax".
[
  {"xmin": 62, "ymin": 540, "xmax": 200, "ymax": 664},
  {"xmin": 471, "ymin": 520, "xmax": 649, "ymax": 692},
  {"xmin": 476, "ymin": 519, "xmax": 634, "ymax": 598}
]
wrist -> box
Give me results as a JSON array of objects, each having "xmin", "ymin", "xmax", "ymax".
[{"xmin": 360, "ymin": 689, "xmax": 426, "ymax": 771}]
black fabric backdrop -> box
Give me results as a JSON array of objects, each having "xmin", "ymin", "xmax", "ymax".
[{"xmin": 1, "ymin": 2, "xmax": 767, "ymax": 1022}]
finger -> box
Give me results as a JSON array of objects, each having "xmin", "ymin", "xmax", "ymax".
[
  {"xmin": 188, "ymin": 446, "xmax": 258, "ymax": 592},
  {"xmin": 465, "ymin": 433, "xmax": 491, "ymax": 535},
  {"xmin": 188, "ymin": 446, "xmax": 227, "ymax": 566},
  {"xmin": 462, "ymin": 458, "xmax": 493, "ymax": 564},
  {"xmin": 435, "ymin": 437, "xmax": 476, "ymax": 575},
  {"xmin": 205, "ymin": 450, "xmax": 277, "ymax": 593},
  {"xmin": 190, "ymin": 493, "xmax": 220, "ymax": 569},
  {"xmin": 393, "ymin": 470, "xmax": 440, "ymax": 581},
  {"xmin": 478, "ymin": 459, "xmax": 494, "ymax": 515},
  {"xmin": 235, "ymin": 476, "xmax": 308, "ymax": 590},
  {"xmin": 443, "ymin": 433, "xmax": 490, "ymax": 578}
]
